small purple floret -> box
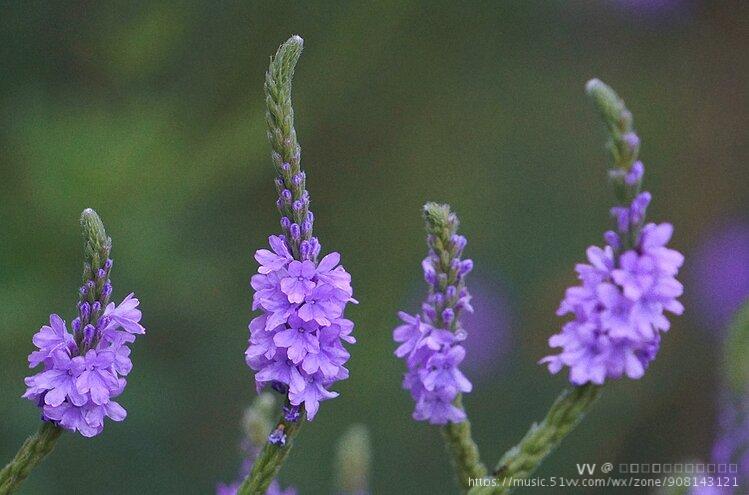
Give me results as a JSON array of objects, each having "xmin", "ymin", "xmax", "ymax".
[
  {"xmin": 268, "ymin": 427, "xmax": 287, "ymax": 446},
  {"xmin": 282, "ymin": 404, "xmax": 301, "ymax": 422}
]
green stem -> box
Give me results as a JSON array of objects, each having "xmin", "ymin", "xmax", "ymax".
[
  {"xmin": 468, "ymin": 384, "xmax": 601, "ymax": 495},
  {"xmin": 0, "ymin": 423, "xmax": 63, "ymax": 495},
  {"xmin": 237, "ymin": 414, "xmax": 303, "ymax": 495},
  {"xmin": 441, "ymin": 396, "xmax": 488, "ymax": 492}
]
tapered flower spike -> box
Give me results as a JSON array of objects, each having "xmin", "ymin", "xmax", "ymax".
[
  {"xmin": 468, "ymin": 80, "xmax": 683, "ymax": 494},
  {"xmin": 393, "ymin": 203, "xmax": 487, "ymax": 491},
  {"xmin": 541, "ymin": 79, "xmax": 683, "ymax": 385},
  {"xmin": 240, "ymin": 35, "xmax": 357, "ymax": 495},
  {"xmin": 334, "ymin": 425, "xmax": 372, "ymax": 495},
  {"xmin": 1, "ymin": 209, "xmax": 144, "ymax": 494}
]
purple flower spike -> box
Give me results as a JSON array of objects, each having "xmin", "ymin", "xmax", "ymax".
[
  {"xmin": 24, "ymin": 209, "xmax": 144, "ymax": 437},
  {"xmin": 541, "ymin": 127, "xmax": 683, "ymax": 385},
  {"xmin": 393, "ymin": 203, "xmax": 475, "ymax": 425}
]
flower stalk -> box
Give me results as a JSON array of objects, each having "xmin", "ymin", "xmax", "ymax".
[
  {"xmin": 242, "ymin": 34, "xmax": 356, "ymax": 494},
  {"xmin": 467, "ymin": 385, "xmax": 601, "ymax": 494},
  {"xmin": 240, "ymin": 34, "xmax": 308, "ymax": 495},
  {"xmin": 0, "ymin": 423, "xmax": 62, "ymax": 495},
  {"xmin": 3, "ymin": 208, "xmax": 145, "ymax": 492},
  {"xmin": 442, "ymin": 395, "xmax": 487, "ymax": 491},
  {"xmin": 467, "ymin": 79, "xmax": 681, "ymax": 493}
]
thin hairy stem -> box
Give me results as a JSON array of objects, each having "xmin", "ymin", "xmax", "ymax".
[
  {"xmin": 442, "ymin": 396, "xmax": 488, "ymax": 492},
  {"xmin": 467, "ymin": 384, "xmax": 601, "ymax": 494},
  {"xmin": 0, "ymin": 422, "xmax": 62, "ymax": 495}
]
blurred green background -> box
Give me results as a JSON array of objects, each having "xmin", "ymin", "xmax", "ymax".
[{"xmin": 1, "ymin": 1, "xmax": 747, "ymax": 493}]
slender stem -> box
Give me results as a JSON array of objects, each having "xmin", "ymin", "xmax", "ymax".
[
  {"xmin": 0, "ymin": 423, "xmax": 62, "ymax": 495},
  {"xmin": 467, "ymin": 384, "xmax": 601, "ymax": 494},
  {"xmin": 441, "ymin": 395, "xmax": 488, "ymax": 492},
  {"xmin": 237, "ymin": 414, "xmax": 303, "ymax": 495}
]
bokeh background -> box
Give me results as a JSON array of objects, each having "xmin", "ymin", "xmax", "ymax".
[{"xmin": 1, "ymin": 1, "xmax": 747, "ymax": 493}]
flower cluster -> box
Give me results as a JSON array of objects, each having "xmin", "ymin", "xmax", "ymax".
[
  {"xmin": 393, "ymin": 204, "xmax": 474, "ymax": 424},
  {"xmin": 541, "ymin": 156, "xmax": 684, "ymax": 385},
  {"xmin": 23, "ymin": 264, "xmax": 145, "ymax": 437},
  {"xmin": 246, "ymin": 234, "xmax": 356, "ymax": 420}
]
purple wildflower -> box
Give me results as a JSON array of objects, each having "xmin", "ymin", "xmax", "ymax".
[
  {"xmin": 394, "ymin": 203, "xmax": 474, "ymax": 425},
  {"xmin": 23, "ymin": 212, "xmax": 144, "ymax": 437},
  {"xmin": 541, "ymin": 146, "xmax": 683, "ymax": 385},
  {"xmin": 24, "ymin": 291, "xmax": 143, "ymax": 436},
  {"xmin": 28, "ymin": 314, "xmax": 76, "ymax": 368},
  {"xmin": 287, "ymin": 377, "xmax": 339, "ymax": 420},
  {"xmin": 101, "ymin": 292, "xmax": 145, "ymax": 336},
  {"xmin": 245, "ymin": 37, "xmax": 354, "ymax": 467},
  {"xmin": 247, "ymin": 233, "xmax": 355, "ymax": 420}
]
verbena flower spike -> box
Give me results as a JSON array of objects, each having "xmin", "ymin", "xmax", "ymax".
[
  {"xmin": 540, "ymin": 79, "xmax": 684, "ymax": 385},
  {"xmin": 468, "ymin": 80, "xmax": 683, "ymax": 494},
  {"xmin": 393, "ymin": 80, "xmax": 684, "ymax": 494},
  {"xmin": 393, "ymin": 203, "xmax": 487, "ymax": 489},
  {"xmin": 0, "ymin": 209, "xmax": 144, "ymax": 494},
  {"xmin": 240, "ymin": 35, "xmax": 357, "ymax": 494},
  {"xmin": 394, "ymin": 203, "xmax": 475, "ymax": 425}
]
